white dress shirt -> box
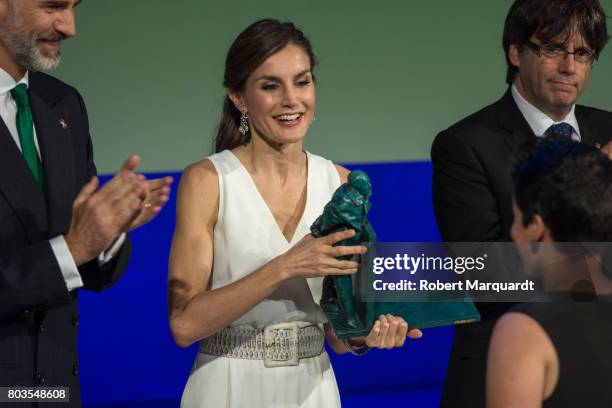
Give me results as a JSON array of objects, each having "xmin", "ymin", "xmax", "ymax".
[
  {"xmin": 0, "ymin": 68, "xmax": 124, "ymax": 292},
  {"xmin": 511, "ymin": 84, "xmax": 581, "ymax": 141}
]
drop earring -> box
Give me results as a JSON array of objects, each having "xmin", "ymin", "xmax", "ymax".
[{"xmin": 239, "ymin": 111, "xmax": 249, "ymax": 135}]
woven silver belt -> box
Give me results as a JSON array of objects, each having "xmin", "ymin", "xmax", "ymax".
[{"xmin": 200, "ymin": 322, "xmax": 325, "ymax": 367}]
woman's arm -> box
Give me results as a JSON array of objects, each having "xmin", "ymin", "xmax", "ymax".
[
  {"xmin": 168, "ymin": 161, "xmax": 365, "ymax": 348},
  {"xmin": 487, "ymin": 312, "xmax": 558, "ymax": 408}
]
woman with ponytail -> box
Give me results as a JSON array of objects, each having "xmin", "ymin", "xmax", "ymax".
[{"xmin": 168, "ymin": 19, "xmax": 420, "ymax": 407}]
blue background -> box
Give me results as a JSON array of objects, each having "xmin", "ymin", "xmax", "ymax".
[{"xmin": 80, "ymin": 161, "xmax": 452, "ymax": 407}]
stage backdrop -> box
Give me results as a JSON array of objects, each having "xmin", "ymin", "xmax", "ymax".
[{"xmin": 54, "ymin": 0, "xmax": 612, "ymax": 173}]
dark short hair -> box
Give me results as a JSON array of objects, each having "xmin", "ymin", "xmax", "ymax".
[
  {"xmin": 502, "ymin": 0, "xmax": 609, "ymax": 84},
  {"xmin": 513, "ymin": 138, "xmax": 612, "ymax": 243},
  {"xmin": 214, "ymin": 19, "xmax": 317, "ymax": 153}
]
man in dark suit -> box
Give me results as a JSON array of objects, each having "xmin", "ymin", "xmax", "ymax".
[
  {"xmin": 431, "ymin": 0, "xmax": 612, "ymax": 406},
  {"xmin": 0, "ymin": 1, "xmax": 172, "ymax": 406}
]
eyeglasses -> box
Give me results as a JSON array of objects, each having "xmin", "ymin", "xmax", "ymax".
[{"xmin": 524, "ymin": 40, "xmax": 597, "ymax": 65}]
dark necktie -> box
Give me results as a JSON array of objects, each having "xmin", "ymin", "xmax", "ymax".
[
  {"xmin": 545, "ymin": 122, "xmax": 573, "ymax": 139},
  {"xmin": 11, "ymin": 84, "xmax": 44, "ymax": 188}
]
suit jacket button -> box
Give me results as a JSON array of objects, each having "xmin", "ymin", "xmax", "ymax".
[
  {"xmin": 73, "ymin": 364, "xmax": 79, "ymax": 376},
  {"xmin": 24, "ymin": 309, "xmax": 32, "ymax": 315},
  {"xmin": 72, "ymin": 315, "xmax": 80, "ymax": 326},
  {"xmin": 36, "ymin": 373, "xmax": 46, "ymax": 385},
  {"xmin": 38, "ymin": 324, "xmax": 45, "ymax": 333}
]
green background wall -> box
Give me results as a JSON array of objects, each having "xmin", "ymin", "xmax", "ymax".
[{"xmin": 54, "ymin": 0, "xmax": 612, "ymax": 173}]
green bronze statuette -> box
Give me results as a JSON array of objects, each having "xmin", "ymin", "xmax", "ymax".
[
  {"xmin": 311, "ymin": 170, "xmax": 376, "ymax": 337},
  {"xmin": 311, "ymin": 170, "xmax": 480, "ymax": 339}
]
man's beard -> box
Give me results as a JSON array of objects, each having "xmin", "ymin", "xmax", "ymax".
[{"xmin": 0, "ymin": 14, "xmax": 63, "ymax": 72}]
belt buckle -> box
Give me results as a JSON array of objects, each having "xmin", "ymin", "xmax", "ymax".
[{"xmin": 263, "ymin": 322, "xmax": 299, "ymax": 368}]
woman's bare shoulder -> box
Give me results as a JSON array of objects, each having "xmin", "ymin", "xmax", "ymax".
[
  {"xmin": 180, "ymin": 159, "xmax": 219, "ymax": 193},
  {"xmin": 333, "ymin": 163, "xmax": 350, "ymax": 184}
]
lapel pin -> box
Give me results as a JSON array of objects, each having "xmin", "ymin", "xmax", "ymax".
[
  {"xmin": 59, "ymin": 118, "xmax": 68, "ymax": 129},
  {"xmin": 596, "ymin": 143, "xmax": 602, "ymax": 149}
]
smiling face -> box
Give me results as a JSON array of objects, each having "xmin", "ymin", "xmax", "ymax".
[
  {"xmin": 230, "ymin": 43, "xmax": 315, "ymax": 147},
  {"xmin": 509, "ymin": 29, "xmax": 593, "ymax": 120},
  {"xmin": 0, "ymin": 0, "xmax": 79, "ymax": 75}
]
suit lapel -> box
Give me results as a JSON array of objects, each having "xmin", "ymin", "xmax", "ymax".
[
  {"xmin": 495, "ymin": 89, "xmax": 537, "ymax": 236},
  {"xmin": 497, "ymin": 88, "xmax": 537, "ymax": 156},
  {"xmin": 29, "ymin": 87, "xmax": 75, "ymax": 237},
  {"xmin": 0, "ymin": 110, "xmax": 48, "ymax": 243},
  {"xmin": 575, "ymin": 106, "xmax": 609, "ymax": 148}
]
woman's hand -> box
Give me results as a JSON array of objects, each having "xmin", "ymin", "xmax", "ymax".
[
  {"xmin": 274, "ymin": 229, "xmax": 367, "ymax": 280},
  {"xmin": 365, "ymin": 315, "xmax": 422, "ymax": 349},
  {"xmin": 349, "ymin": 314, "xmax": 423, "ymax": 350}
]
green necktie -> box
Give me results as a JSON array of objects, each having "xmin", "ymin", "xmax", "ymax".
[{"xmin": 11, "ymin": 84, "xmax": 44, "ymax": 188}]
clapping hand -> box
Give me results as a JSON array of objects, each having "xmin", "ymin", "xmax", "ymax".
[
  {"xmin": 127, "ymin": 171, "xmax": 173, "ymax": 231},
  {"xmin": 65, "ymin": 155, "xmax": 173, "ymax": 265}
]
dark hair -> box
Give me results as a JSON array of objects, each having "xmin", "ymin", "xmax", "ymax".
[
  {"xmin": 502, "ymin": 0, "xmax": 609, "ymax": 84},
  {"xmin": 513, "ymin": 138, "xmax": 612, "ymax": 243},
  {"xmin": 214, "ymin": 19, "xmax": 317, "ymax": 153}
]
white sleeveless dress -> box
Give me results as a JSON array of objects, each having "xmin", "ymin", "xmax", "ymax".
[{"xmin": 181, "ymin": 150, "xmax": 342, "ymax": 408}]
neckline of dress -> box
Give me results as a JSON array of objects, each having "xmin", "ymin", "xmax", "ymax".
[{"xmin": 225, "ymin": 149, "xmax": 312, "ymax": 246}]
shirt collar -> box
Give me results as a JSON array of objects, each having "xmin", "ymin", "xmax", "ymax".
[
  {"xmin": 0, "ymin": 67, "xmax": 29, "ymax": 95},
  {"xmin": 511, "ymin": 84, "xmax": 581, "ymax": 140}
]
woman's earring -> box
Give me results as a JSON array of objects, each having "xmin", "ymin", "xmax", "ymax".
[
  {"xmin": 239, "ymin": 111, "xmax": 249, "ymax": 135},
  {"xmin": 531, "ymin": 241, "xmax": 540, "ymax": 254}
]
